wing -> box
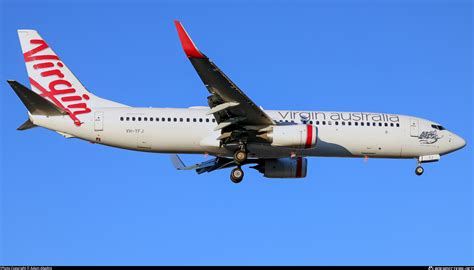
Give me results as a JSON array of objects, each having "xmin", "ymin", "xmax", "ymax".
[{"xmin": 174, "ymin": 21, "xmax": 275, "ymax": 145}]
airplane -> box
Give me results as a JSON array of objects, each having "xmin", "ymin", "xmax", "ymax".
[{"xmin": 7, "ymin": 21, "xmax": 466, "ymax": 183}]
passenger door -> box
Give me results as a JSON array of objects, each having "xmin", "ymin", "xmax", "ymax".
[{"xmin": 409, "ymin": 119, "xmax": 419, "ymax": 137}]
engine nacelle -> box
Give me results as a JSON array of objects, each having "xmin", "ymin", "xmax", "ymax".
[
  {"xmin": 266, "ymin": 124, "xmax": 317, "ymax": 149},
  {"xmin": 255, "ymin": 158, "xmax": 308, "ymax": 178}
]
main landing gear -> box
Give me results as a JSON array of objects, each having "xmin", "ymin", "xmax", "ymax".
[
  {"xmin": 234, "ymin": 148, "xmax": 247, "ymax": 164},
  {"xmin": 230, "ymin": 167, "xmax": 244, "ymax": 183},
  {"xmin": 231, "ymin": 145, "xmax": 247, "ymax": 183}
]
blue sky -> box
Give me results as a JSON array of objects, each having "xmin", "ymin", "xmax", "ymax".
[{"xmin": 1, "ymin": 0, "xmax": 472, "ymax": 266}]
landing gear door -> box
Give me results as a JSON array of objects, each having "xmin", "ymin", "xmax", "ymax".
[
  {"xmin": 94, "ymin": 111, "xmax": 104, "ymax": 131},
  {"xmin": 410, "ymin": 118, "xmax": 419, "ymax": 137}
]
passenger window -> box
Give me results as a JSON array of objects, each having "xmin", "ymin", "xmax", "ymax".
[
  {"xmin": 372, "ymin": 122, "xmax": 376, "ymax": 126},
  {"xmin": 199, "ymin": 118, "xmax": 203, "ymax": 122},
  {"xmin": 187, "ymin": 118, "xmax": 190, "ymax": 122},
  {"xmin": 132, "ymin": 117, "xmax": 136, "ymax": 121},
  {"xmin": 168, "ymin": 117, "xmax": 171, "ymax": 122},
  {"xmin": 355, "ymin": 122, "xmax": 358, "ymax": 126},
  {"xmin": 384, "ymin": 123, "xmax": 388, "ymax": 127},
  {"xmin": 328, "ymin": 121, "xmax": 332, "ymax": 125},
  {"xmin": 126, "ymin": 117, "xmax": 130, "ymax": 121},
  {"xmin": 138, "ymin": 117, "xmax": 141, "ymax": 121},
  {"xmin": 360, "ymin": 122, "xmax": 364, "ymax": 126},
  {"xmin": 144, "ymin": 117, "xmax": 147, "ymax": 121},
  {"xmin": 367, "ymin": 122, "xmax": 370, "ymax": 126},
  {"xmin": 316, "ymin": 121, "xmax": 320, "ymax": 125},
  {"xmin": 180, "ymin": 118, "xmax": 183, "ymax": 122},
  {"xmin": 150, "ymin": 117, "xmax": 153, "ymax": 122},
  {"xmin": 212, "ymin": 119, "xmax": 216, "ymax": 122},
  {"xmin": 173, "ymin": 118, "xmax": 177, "ymax": 122},
  {"xmin": 396, "ymin": 123, "xmax": 400, "ymax": 127},
  {"xmin": 310, "ymin": 121, "xmax": 313, "ymax": 124},
  {"xmin": 162, "ymin": 117, "xmax": 165, "ymax": 121},
  {"xmin": 193, "ymin": 118, "xmax": 196, "ymax": 122},
  {"xmin": 348, "ymin": 122, "xmax": 351, "ymax": 126},
  {"xmin": 335, "ymin": 121, "xmax": 339, "ymax": 125},
  {"xmin": 390, "ymin": 123, "xmax": 394, "ymax": 127},
  {"xmin": 120, "ymin": 117, "xmax": 124, "ymax": 121},
  {"xmin": 206, "ymin": 119, "xmax": 209, "ymax": 122},
  {"xmin": 378, "ymin": 122, "xmax": 382, "ymax": 126},
  {"xmin": 322, "ymin": 121, "xmax": 326, "ymax": 125},
  {"xmin": 342, "ymin": 121, "xmax": 345, "ymax": 126}
]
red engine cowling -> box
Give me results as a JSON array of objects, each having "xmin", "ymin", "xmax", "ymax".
[
  {"xmin": 266, "ymin": 125, "xmax": 317, "ymax": 149},
  {"xmin": 258, "ymin": 157, "xmax": 308, "ymax": 178}
]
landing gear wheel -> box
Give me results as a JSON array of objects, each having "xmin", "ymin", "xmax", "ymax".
[
  {"xmin": 230, "ymin": 167, "xmax": 244, "ymax": 183},
  {"xmin": 234, "ymin": 149, "xmax": 247, "ymax": 164},
  {"xmin": 415, "ymin": 166, "xmax": 424, "ymax": 176}
]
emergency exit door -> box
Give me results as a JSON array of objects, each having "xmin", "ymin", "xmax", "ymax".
[{"xmin": 94, "ymin": 111, "xmax": 104, "ymax": 131}]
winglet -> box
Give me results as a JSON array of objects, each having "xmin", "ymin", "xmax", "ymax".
[{"xmin": 174, "ymin": 20, "xmax": 206, "ymax": 59}]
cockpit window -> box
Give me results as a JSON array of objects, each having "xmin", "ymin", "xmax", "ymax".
[{"xmin": 431, "ymin": 124, "xmax": 445, "ymax": 130}]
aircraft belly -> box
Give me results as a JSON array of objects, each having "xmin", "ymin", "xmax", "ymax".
[{"xmin": 246, "ymin": 127, "xmax": 404, "ymax": 159}]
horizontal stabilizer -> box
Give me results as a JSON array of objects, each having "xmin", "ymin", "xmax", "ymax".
[
  {"xmin": 7, "ymin": 80, "xmax": 68, "ymax": 116},
  {"xmin": 170, "ymin": 154, "xmax": 240, "ymax": 175},
  {"xmin": 170, "ymin": 154, "xmax": 202, "ymax": 170},
  {"xmin": 17, "ymin": 118, "xmax": 37, "ymax": 131}
]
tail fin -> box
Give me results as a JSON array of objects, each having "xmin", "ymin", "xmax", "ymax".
[{"xmin": 17, "ymin": 30, "xmax": 126, "ymax": 126}]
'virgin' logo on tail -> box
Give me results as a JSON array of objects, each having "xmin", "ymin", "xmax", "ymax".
[{"xmin": 23, "ymin": 39, "xmax": 91, "ymax": 126}]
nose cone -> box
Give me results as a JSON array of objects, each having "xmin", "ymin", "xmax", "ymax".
[{"xmin": 452, "ymin": 134, "xmax": 466, "ymax": 151}]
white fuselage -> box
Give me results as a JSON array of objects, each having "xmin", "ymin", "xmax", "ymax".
[{"xmin": 30, "ymin": 107, "xmax": 465, "ymax": 160}]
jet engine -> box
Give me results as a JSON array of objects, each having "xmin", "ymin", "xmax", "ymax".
[
  {"xmin": 252, "ymin": 157, "xmax": 308, "ymax": 178},
  {"xmin": 259, "ymin": 124, "xmax": 317, "ymax": 149}
]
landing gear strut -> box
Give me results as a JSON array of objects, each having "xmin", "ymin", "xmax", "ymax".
[
  {"xmin": 415, "ymin": 166, "xmax": 424, "ymax": 176},
  {"xmin": 230, "ymin": 167, "xmax": 244, "ymax": 183}
]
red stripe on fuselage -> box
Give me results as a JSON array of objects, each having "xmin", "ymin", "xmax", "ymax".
[{"xmin": 305, "ymin": 124, "xmax": 313, "ymax": 148}]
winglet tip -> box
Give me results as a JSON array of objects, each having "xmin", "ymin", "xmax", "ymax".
[{"xmin": 174, "ymin": 20, "xmax": 205, "ymax": 59}]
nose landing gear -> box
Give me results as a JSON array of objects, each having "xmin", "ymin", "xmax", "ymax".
[{"xmin": 415, "ymin": 166, "xmax": 424, "ymax": 176}]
